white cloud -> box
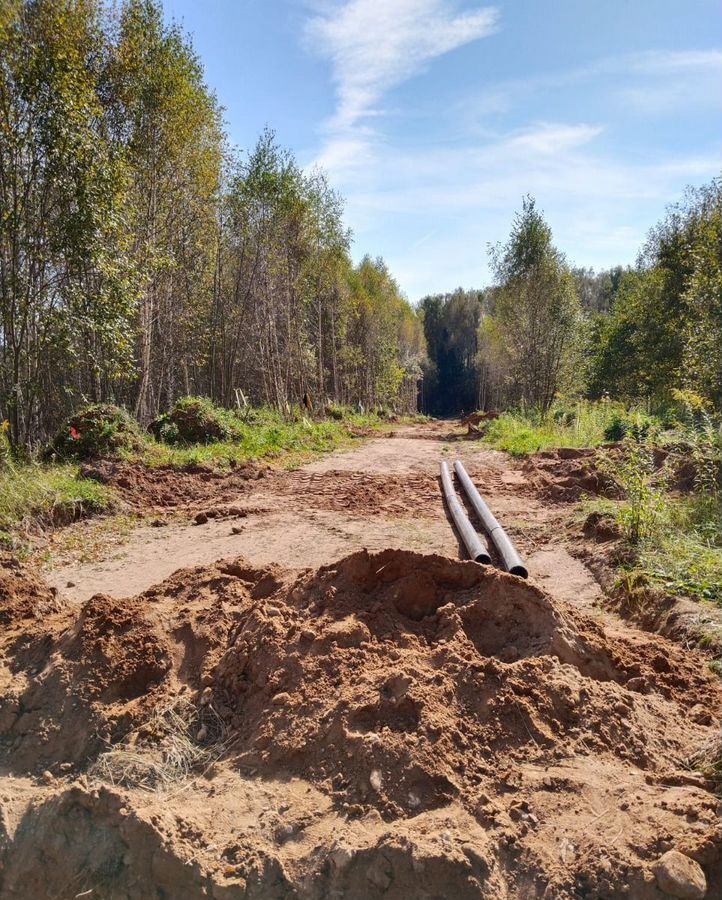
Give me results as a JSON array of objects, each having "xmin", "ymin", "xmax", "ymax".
[
  {"xmin": 463, "ymin": 48, "xmax": 722, "ymax": 126},
  {"xmin": 506, "ymin": 122, "xmax": 603, "ymax": 155},
  {"xmin": 301, "ymin": 11, "xmax": 721, "ymax": 298},
  {"xmin": 305, "ymin": 0, "xmax": 499, "ymax": 130}
]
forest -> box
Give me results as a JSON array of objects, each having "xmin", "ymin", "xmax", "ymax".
[
  {"xmin": 1, "ymin": 0, "xmax": 721, "ymax": 453},
  {"xmin": 0, "ymin": 0, "xmax": 424, "ymax": 449},
  {"xmin": 420, "ymin": 186, "xmax": 722, "ymax": 419}
]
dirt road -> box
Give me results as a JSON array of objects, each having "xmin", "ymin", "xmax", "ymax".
[
  {"xmin": 47, "ymin": 421, "xmax": 602, "ymax": 613},
  {"xmin": 2, "ymin": 420, "xmax": 720, "ymax": 899}
]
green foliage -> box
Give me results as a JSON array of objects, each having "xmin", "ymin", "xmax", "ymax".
[
  {"xmin": 143, "ymin": 406, "xmax": 385, "ymax": 468},
  {"xmin": 324, "ymin": 402, "xmax": 346, "ymax": 420},
  {"xmin": 0, "ymin": 462, "xmax": 113, "ymax": 547},
  {"xmin": 599, "ymin": 438, "xmax": 664, "ymax": 544},
  {"xmin": 603, "ymin": 409, "xmax": 659, "ymax": 443},
  {"xmin": 485, "ymin": 197, "xmax": 582, "ymax": 412},
  {"xmin": 418, "ymin": 289, "xmax": 485, "ymax": 415},
  {"xmin": 482, "ymin": 400, "xmax": 631, "ymax": 456},
  {"xmin": 49, "ymin": 404, "xmax": 142, "ymax": 460},
  {"xmin": 151, "ymin": 397, "xmax": 233, "ymax": 444},
  {"xmin": 588, "ymin": 180, "xmax": 722, "ymax": 409}
]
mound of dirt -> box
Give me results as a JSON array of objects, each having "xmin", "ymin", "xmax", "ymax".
[
  {"xmin": 522, "ymin": 447, "xmax": 621, "ymax": 502},
  {"xmin": 1, "ymin": 550, "xmax": 721, "ymax": 899},
  {"xmin": 80, "ymin": 459, "xmax": 272, "ymax": 513},
  {"xmin": 0, "ymin": 553, "xmax": 62, "ymax": 626},
  {"xmin": 49, "ymin": 403, "xmax": 143, "ymax": 460}
]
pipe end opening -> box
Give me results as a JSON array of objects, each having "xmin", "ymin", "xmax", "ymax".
[
  {"xmin": 474, "ymin": 553, "xmax": 493, "ymax": 565},
  {"xmin": 509, "ymin": 565, "xmax": 529, "ymax": 579}
]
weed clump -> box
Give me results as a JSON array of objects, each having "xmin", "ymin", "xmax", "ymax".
[
  {"xmin": 151, "ymin": 396, "xmax": 234, "ymax": 445},
  {"xmin": 49, "ymin": 405, "xmax": 142, "ymax": 461}
]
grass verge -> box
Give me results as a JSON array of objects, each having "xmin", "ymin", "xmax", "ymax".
[
  {"xmin": 0, "ymin": 462, "xmax": 114, "ymax": 550},
  {"xmin": 481, "ymin": 400, "xmax": 658, "ymax": 456},
  {"xmin": 1, "ymin": 406, "xmax": 410, "ymax": 549}
]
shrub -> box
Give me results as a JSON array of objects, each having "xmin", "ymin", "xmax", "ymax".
[
  {"xmin": 151, "ymin": 396, "xmax": 233, "ymax": 444},
  {"xmin": 603, "ymin": 410, "xmax": 658, "ymax": 443},
  {"xmin": 599, "ymin": 438, "xmax": 664, "ymax": 544},
  {"xmin": 324, "ymin": 402, "xmax": 346, "ymax": 421},
  {"xmin": 49, "ymin": 404, "xmax": 142, "ymax": 460}
]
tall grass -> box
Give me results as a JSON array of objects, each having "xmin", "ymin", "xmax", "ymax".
[
  {"xmin": 0, "ymin": 462, "xmax": 113, "ymax": 547},
  {"xmin": 0, "ymin": 404, "xmax": 398, "ymax": 545},
  {"xmin": 143, "ymin": 406, "xmax": 391, "ymax": 468},
  {"xmin": 482, "ymin": 400, "xmax": 638, "ymax": 456}
]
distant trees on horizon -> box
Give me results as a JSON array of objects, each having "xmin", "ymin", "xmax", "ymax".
[{"xmin": 419, "ymin": 181, "xmax": 721, "ymax": 417}]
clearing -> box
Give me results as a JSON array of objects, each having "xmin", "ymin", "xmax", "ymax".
[{"xmin": 0, "ymin": 420, "xmax": 720, "ymax": 899}]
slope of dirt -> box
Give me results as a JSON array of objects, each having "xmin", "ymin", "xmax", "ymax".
[
  {"xmin": 521, "ymin": 448, "xmax": 620, "ymax": 502},
  {"xmin": 81, "ymin": 459, "xmax": 273, "ymax": 512},
  {"xmin": 1, "ymin": 549, "xmax": 721, "ymax": 899}
]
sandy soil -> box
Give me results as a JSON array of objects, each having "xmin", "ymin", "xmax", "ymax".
[
  {"xmin": 46, "ymin": 423, "xmax": 601, "ymax": 613},
  {"xmin": 1, "ymin": 420, "xmax": 720, "ymax": 899}
]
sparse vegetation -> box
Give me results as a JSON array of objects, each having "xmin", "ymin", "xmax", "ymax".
[{"xmin": 89, "ymin": 698, "xmax": 225, "ymax": 791}]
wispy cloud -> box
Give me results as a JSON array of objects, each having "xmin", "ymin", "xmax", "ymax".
[
  {"xmin": 463, "ymin": 48, "xmax": 722, "ymax": 124},
  {"xmin": 302, "ymin": 7, "xmax": 721, "ymax": 297},
  {"xmin": 305, "ymin": 0, "xmax": 499, "ymax": 131}
]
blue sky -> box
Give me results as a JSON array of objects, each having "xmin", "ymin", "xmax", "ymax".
[{"xmin": 163, "ymin": 0, "xmax": 721, "ymax": 301}]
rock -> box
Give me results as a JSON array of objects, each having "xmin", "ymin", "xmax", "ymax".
[
  {"xmin": 626, "ymin": 677, "xmax": 648, "ymax": 694},
  {"xmin": 194, "ymin": 511, "xmax": 208, "ymax": 525},
  {"xmin": 329, "ymin": 844, "xmax": 355, "ymax": 871},
  {"xmin": 66, "ymin": 580, "xmax": 76, "ymax": 588},
  {"xmin": 150, "ymin": 519, "xmax": 167, "ymax": 528},
  {"xmin": 231, "ymin": 526, "xmax": 243, "ymax": 535},
  {"xmin": 369, "ymin": 770, "xmax": 382, "ymax": 792},
  {"xmin": 652, "ymin": 850, "xmax": 706, "ymax": 899}
]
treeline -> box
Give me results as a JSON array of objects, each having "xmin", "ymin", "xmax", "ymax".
[
  {"xmin": 421, "ymin": 182, "xmax": 721, "ymax": 416},
  {"xmin": 0, "ymin": 0, "xmax": 423, "ymax": 448}
]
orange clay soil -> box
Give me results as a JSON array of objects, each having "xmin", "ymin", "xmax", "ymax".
[{"xmin": 1, "ymin": 548, "xmax": 720, "ymax": 899}]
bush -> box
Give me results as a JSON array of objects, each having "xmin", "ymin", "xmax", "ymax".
[
  {"xmin": 603, "ymin": 410, "xmax": 658, "ymax": 443},
  {"xmin": 598, "ymin": 438, "xmax": 664, "ymax": 544},
  {"xmin": 151, "ymin": 396, "xmax": 233, "ymax": 444},
  {"xmin": 324, "ymin": 403, "xmax": 346, "ymax": 421},
  {"xmin": 49, "ymin": 404, "xmax": 142, "ymax": 460}
]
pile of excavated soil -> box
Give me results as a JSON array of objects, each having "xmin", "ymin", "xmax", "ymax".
[
  {"xmin": 0, "ymin": 553, "xmax": 62, "ymax": 627},
  {"xmin": 522, "ymin": 448, "xmax": 621, "ymax": 502},
  {"xmin": 80, "ymin": 459, "xmax": 273, "ymax": 513},
  {"xmin": 273, "ymin": 470, "xmax": 440, "ymax": 518},
  {"xmin": 1, "ymin": 550, "xmax": 721, "ymax": 899}
]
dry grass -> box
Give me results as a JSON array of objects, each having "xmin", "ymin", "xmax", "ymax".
[
  {"xmin": 687, "ymin": 727, "xmax": 722, "ymax": 791},
  {"xmin": 89, "ymin": 698, "xmax": 226, "ymax": 791}
]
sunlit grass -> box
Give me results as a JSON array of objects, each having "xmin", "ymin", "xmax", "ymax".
[
  {"xmin": 637, "ymin": 495, "xmax": 722, "ymax": 606},
  {"xmin": 0, "ymin": 461, "xmax": 114, "ymax": 549},
  {"xmin": 481, "ymin": 400, "xmax": 628, "ymax": 456}
]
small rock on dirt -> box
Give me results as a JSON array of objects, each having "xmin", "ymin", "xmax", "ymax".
[
  {"xmin": 194, "ymin": 511, "xmax": 208, "ymax": 525},
  {"xmin": 329, "ymin": 844, "xmax": 355, "ymax": 871},
  {"xmin": 652, "ymin": 850, "xmax": 707, "ymax": 899}
]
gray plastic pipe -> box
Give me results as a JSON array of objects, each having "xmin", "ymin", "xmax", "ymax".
[
  {"xmin": 453, "ymin": 460, "xmax": 528, "ymax": 578},
  {"xmin": 440, "ymin": 461, "xmax": 492, "ymax": 564}
]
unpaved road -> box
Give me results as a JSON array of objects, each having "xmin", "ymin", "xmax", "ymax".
[
  {"xmin": 3, "ymin": 419, "xmax": 721, "ymax": 899},
  {"xmin": 47, "ymin": 421, "xmax": 602, "ymax": 613}
]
